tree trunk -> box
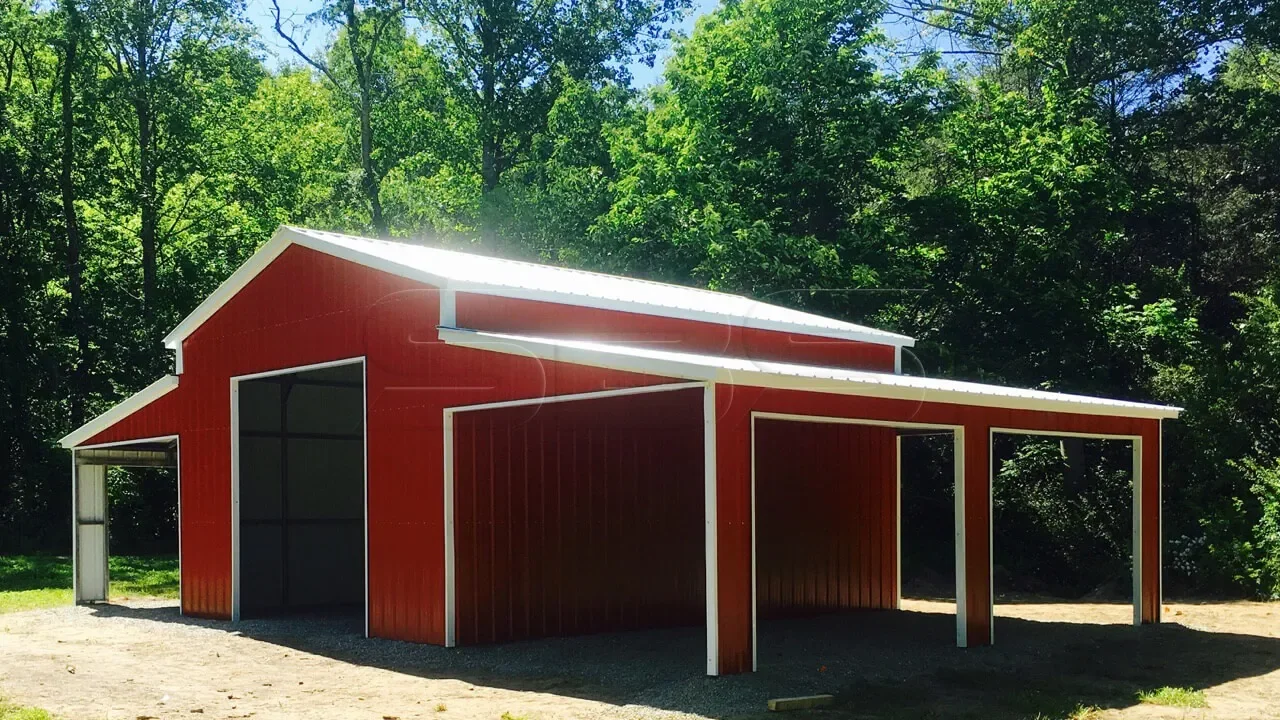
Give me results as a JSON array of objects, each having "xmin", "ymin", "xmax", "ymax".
[
  {"xmin": 478, "ymin": 10, "xmax": 498, "ymax": 253},
  {"xmin": 59, "ymin": 0, "xmax": 87, "ymax": 426},
  {"xmin": 345, "ymin": 0, "xmax": 387, "ymax": 237},
  {"xmin": 136, "ymin": 41, "xmax": 157, "ymax": 321}
]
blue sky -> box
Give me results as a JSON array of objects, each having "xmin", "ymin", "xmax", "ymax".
[{"xmin": 245, "ymin": 0, "xmax": 720, "ymax": 87}]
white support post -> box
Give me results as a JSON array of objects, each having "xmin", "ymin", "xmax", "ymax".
[
  {"xmin": 443, "ymin": 408, "xmax": 456, "ymax": 647},
  {"xmin": 953, "ymin": 427, "xmax": 967, "ymax": 648},
  {"xmin": 704, "ymin": 382, "xmax": 719, "ymax": 677},
  {"xmin": 1132, "ymin": 436, "xmax": 1143, "ymax": 626},
  {"xmin": 74, "ymin": 463, "xmax": 109, "ymax": 603},
  {"xmin": 896, "ymin": 434, "xmax": 903, "ymax": 610}
]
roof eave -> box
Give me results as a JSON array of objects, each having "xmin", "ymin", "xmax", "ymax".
[
  {"xmin": 436, "ymin": 327, "xmax": 1181, "ymax": 422},
  {"xmin": 60, "ymin": 375, "xmax": 181, "ymax": 448}
]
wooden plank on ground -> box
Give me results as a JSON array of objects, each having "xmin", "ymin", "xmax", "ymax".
[{"xmin": 767, "ymin": 694, "xmax": 835, "ymax": 712}]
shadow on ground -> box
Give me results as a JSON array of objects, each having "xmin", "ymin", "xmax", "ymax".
[{"xmin": 89, "ymin": 602, "xmax": 1280, "ymax": 719}]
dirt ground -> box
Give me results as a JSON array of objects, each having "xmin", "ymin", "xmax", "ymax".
[{"xmin": 1, "ymin": 598, "xmax": 1278, "ymax": 720}]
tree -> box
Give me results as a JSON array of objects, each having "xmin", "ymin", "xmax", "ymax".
[
  {"xmin": 87, "ymin": 0, "xmax": 248, "ymax": 327},
  {"xmin": 410, "ymin": 0, "xmax": 690, "ymax": 250},
  {"xmin": 56, "ymin": 0, "xmax": 88, "ymax": 426},
  {"xmin": 270, "ymin": 0, "xmax": 408, "ymax": 236}
]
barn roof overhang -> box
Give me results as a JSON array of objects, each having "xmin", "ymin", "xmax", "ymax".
[
  {"xmin": 437, "ymin": 327, "xmax": 1182, "ymax": 421},
  {"xmin": 59, "ymin": 375, "xmax": 180, "ymax": 449}
]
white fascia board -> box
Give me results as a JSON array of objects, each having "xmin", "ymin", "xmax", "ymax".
[
  {"xmin": 436, "ymin": 327, "xmax": 1182, "ymax": 421},
  {"xmin": 161, "ymin": 226, "xmax": 456, "ymax": 365},
  {"xmin": 60, "ymin": 375, "xmax": 180, "ymax": 448},
  {"xmin": 162, "ymin": 227, "xmax": 296, "ymax": 352}
]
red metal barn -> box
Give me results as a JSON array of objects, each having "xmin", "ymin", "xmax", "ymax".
[{"xmin": 62, "ymin": 226, "xmax": 1180, "ymax": 676}]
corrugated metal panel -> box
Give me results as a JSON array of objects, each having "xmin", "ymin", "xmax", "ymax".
[
  {"xmin": 754, "ymin": 420, "xmax": 897, "ymax": 618},
  {"xmin": 72, "ymin": 239, "xmax": 1167, "ymax": 672},
  {"xmin": 456, "ymin": 293, "xmax": 898, "ymax": 372},
  {"xmin": 80, "ymin": 245, "xmax": 684, "ymax": 637},
  {"xmin": 441, "ymin": 330, "xmax": 1181, "ymax": 420},
  {"xmin": 453, "ymin": 389, "xmax": 705, "ymax": 644},
  {"xmin": 290, "ymin": 227, "xmax": 913, "ymax": 346}
]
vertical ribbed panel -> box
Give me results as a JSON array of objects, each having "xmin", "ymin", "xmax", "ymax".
[
  {"xmin": 754, "ymin": 419, "xmax": 898, "ymax": 619},
  {"xmin": 453, "ymin": 389, "xmax": 705, "ymax": 645}
]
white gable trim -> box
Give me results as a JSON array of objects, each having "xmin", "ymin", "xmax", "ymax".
[{"xmin": 60, "ymin": 375, "xmax": 181, "ymax": 448}]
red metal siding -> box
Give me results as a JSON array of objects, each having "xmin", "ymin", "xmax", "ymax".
[
  {"xmin": 455, "ymin": 292, "xmax": 898, "ymax": 372},
  {"xmin": 453, "ymin": 389, "xmax": 705, "ymax": 644},
  {"xmin": 83, "ymin": 245, "xmax": 682, "ymax": 635},
  {"xmin": 711, "ymin": 384, "xmax": 1161, "ymax": 671},
  {"xmin": 77, "ymin": 241, "xmax": 1166, "ymax": 670},
  {"xmin": 754, "ymin": 419, "xmax": 897, "ymax": 618},
  {"xmin": 963, "ymin": 424, "xmax": 992, "ymax": 645}
]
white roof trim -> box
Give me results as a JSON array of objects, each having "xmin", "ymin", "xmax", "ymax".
[
  {"xmin": 437, "ymin": 327, "xmax": 1182, "ymax": 421},
  {"xmin": 60, "ymin": 375, "xmax": 181, "ymax": 448},
  {"xmin": 160, "ymin": 225, "xmax": 913, "ymax": 363}
]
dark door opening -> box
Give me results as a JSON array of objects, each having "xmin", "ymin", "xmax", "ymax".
[{"xmin": 237, "ymin": 361, "xmax": 364, "ymax": 618}]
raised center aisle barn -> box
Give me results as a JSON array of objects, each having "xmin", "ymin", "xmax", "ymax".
[{"xmin": 60, "ymin": 225, "xmax": 1179, "ymax": 676}]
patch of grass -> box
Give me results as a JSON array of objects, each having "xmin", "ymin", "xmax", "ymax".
[
  {"xmin": 0, "ymin": 555, "xmax": 178, "ymax": 614},
  {"xmin": 1137, "ymin": 686, "xmax": 1208, "ymax": 708},
  {"xmin": 0, "ymin": 695, "xmax": 54, "ymax": 720},
  {"xmin": 434, "ymin": 703, "xmax": 447, "ymax": 712},
  {"xmin": 499, "ymin": 713, "xmax": 527, "ymax": 720}
]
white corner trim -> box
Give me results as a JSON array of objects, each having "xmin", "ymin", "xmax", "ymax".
[
  {"xmin": 954, "ymin": 427, "xmax": 967, "ymax": 648},
  {"xmin": 439, "ymin": 288, "xmax": 457, "ymax": 328},
  {"xmin": 749, "ymin": 413, "xmax": 758, "ymax": 672},
  {"xmin": 1132, "ymin": 436, "xmax": 1143, "ymax": 626},
  {"xmin": 703, "ymin": 382, "xmax": 719, "ymax": 676},
  {"xmin": 60, "ymin": 375, "xmax": 180, "ymax": 448},
  {"xmin": 443, "ymin": 407, "xmax": 456, "ymax": 648},
  {"xmin": 896, "ymin": 434, "xmax": 903, "ymax": 609}
]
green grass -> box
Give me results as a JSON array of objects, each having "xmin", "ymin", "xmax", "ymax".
[
  {"xmin": 0, "ymin": 555, "xmax": 178, "ymax": 614},
  {"xmin": 0, "ymin": 696, "xmax": 53, "ymax": 720},
  {"xmin": 1136, "ymin": 686, "xmax": 1209, "ymax": 709}
]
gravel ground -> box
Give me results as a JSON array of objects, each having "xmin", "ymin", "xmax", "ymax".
[{"xmin": 1, "ymin": 598, "xmax": 1279, "ymax": 719}]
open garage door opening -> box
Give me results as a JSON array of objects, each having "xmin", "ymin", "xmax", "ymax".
[
  {"xmin": 234, "ymin": 360, "xmax": 366, "ymax": 621},
  {"xmin": 991, "ymin": 432, "xmax": 1143, "ymax": 627},
  {"xmin": 752, "ymin": 415, "xmax": 967, "ymax": 668},
  {"xmin": 898, "ymin": 430, "xmax": 960, "ymax": 616},
  {"xmin": 446, "ymin": 385, "xmax": 706, "ymax": 649},
  {"xmin": 73, "ymin": 438, "xmax": 179, "ymax": 605}
]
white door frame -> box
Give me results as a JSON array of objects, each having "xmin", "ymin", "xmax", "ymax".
[
  {"xmin": 749, "ymin": 412, "xmax": 965, "ymax": 665},
  {"xmin": 229, "ymin": 357, "xmax": 368, "ymax": 634},
  {"xmin": 988, "ymin": 427, "xmax": 1147, "ymax": 627},
  {"xmin": 440, "ymin": 381, "xmax": 708, "ymax": 660}
]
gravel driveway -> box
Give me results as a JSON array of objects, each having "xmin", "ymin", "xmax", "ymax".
[{"xmin": 2, "ymin": 598, "xmax": 1279, "ymax": 719}]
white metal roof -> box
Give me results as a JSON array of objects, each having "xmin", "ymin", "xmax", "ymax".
[
  {"xmin": 162, "ymin": 226, "xmax": 913, "ymax": 366},
  {"xmin": 59, "ymin": 375, "xmax": 180, "ymax": 448},
  {"xmin": 437, "ymin": 327, "xmax": 1182, "ymax": 420}
]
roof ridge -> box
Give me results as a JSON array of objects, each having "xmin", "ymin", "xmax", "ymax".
[{"xmin": 303, "ymin": 228, "xmax": 764, "ymax": 304}]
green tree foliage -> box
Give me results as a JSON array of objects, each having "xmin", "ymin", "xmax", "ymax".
[{"xmin": 2, "ymin": 0, "xmax": 1279, "ymax": 595}]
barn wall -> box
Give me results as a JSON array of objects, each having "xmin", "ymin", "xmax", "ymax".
[
  {"xmin": 754, "ymin": 420, "xmax": 897, "ymax": 619},
  {"xmin": 713, "ymin": 384, "xmax": 1161, "ymax": 674},
  {"xmin": 455, "ymin": 292, "xmax": 899, "ymax": 372},
  {"xmin": 453, "ymin": 389, "xmax": 705, "ymax": 644},
  {"xmin": 83, "ymin": 245, "xmax": 681, "ymax": 636}
]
